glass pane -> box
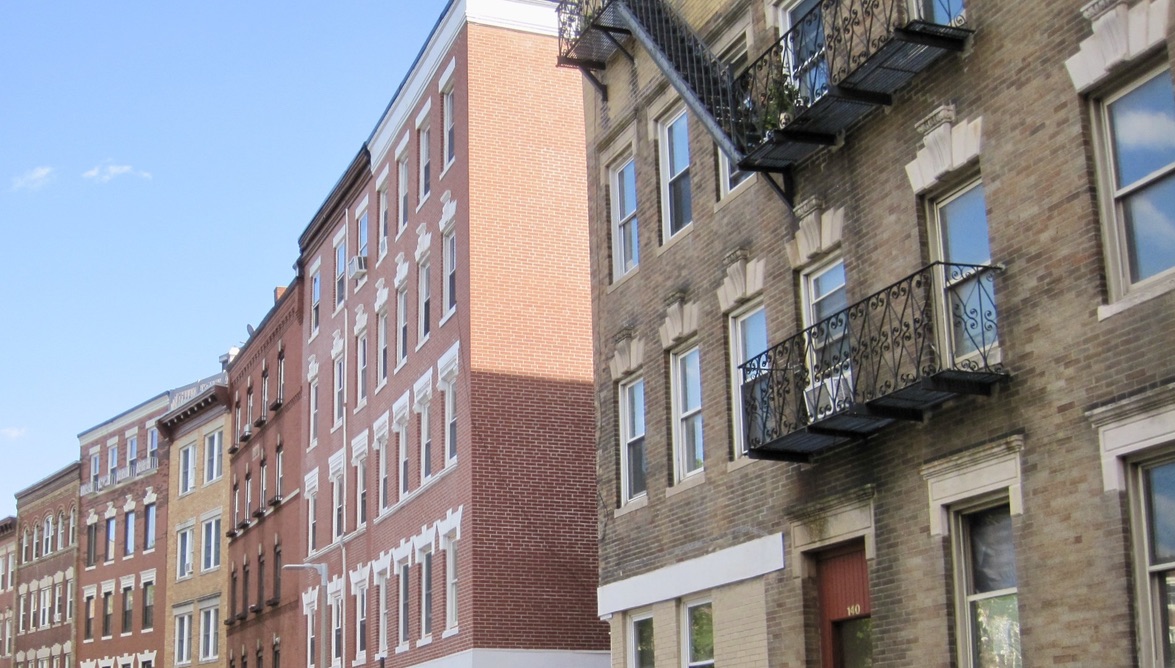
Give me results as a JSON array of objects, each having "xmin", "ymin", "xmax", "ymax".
[
  {"xmin": 740, "ymin": 308, "xmax": 768, "ymax": 364},
  {"xmin": 1158, "ymin": 570, "xmax": 1175, "ymax": 664},
  {"xmin": 633, "ymin": 618, "xmax": 655, "ymax": 668},
  {"xmin": 680, "ymin": 350, "xmax": 701, "ymax": 412},
  {"xmin": 837, "ymin": 617, "xmax": 873, "ymax": 668},
  {"xmin": 669, "ymin": 172, "xmax": 692, "ymax": 234},
  {"xmin": 940, "ymin": 183, "xmax": 990, "ymax": 266},
  {"xmin": 812, "ymin": 261, "xmax": 847, "ymax": 322},
  {"xmin": 1109, "ymin": 72, "xmax": 1175, "ymax": 188},
  {"xmin": 668, "ymin": 114, "xmax": 690, "ymax": 177},
  {"xmin": 626, "ymin": 437, "xmax": 647, "ymax": 498},
  {"xmin": 688, "ymin": 603, "xmax": 713, "ymax": 662},
  {"xmin": 1147, "ymin": 461, "xmax": 1175, "ymax": 564},
  {"xmin": 1123, "ymin": 173, "xmax": 1175, "ymax": 282},
  {"xmin": 686, "ymin": 414, "xmax": 704, "ymax": 472},
  {"xmin": 627, "ymin": 380, "xmax": 646, "ymax": 438},
  {"xmin": 618, "ymin": 161, "xmax": 637, "ymax": 219},
  {"xmin": 968, "ymin": 506, "xmax": 1017, "ymax": 593},
  {"xmin": 971, "ymin": 593, "xmax": 1022, "ymax": 668},
  {"xmin": 621, "ymin": 218, "xmax": 639, "ymax": 271}
]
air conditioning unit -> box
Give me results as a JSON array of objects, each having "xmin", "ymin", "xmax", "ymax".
[
  {"xmin": 347, "ymin": 255, "xmax": 368, "ymax": 279},
  {"xmin": 803, "ymin": 370, "xmax": 853, "ymax": 421}
]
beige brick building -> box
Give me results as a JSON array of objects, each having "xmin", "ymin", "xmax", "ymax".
[{"xmin": 562, "ymin": 0, "xmax": 1175, "ymax": 665}]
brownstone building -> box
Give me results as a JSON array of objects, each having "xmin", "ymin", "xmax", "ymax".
[
  {"xmin": 563, "ymin": 0, "xmax": 1175, "ymax": 665},
  {"xmin": 225, "ymin": 279, "xmax": 305, "ymax": 668},
  {"xmin": 288, "ymin": 1, "xmax": 607, "ymax": 666},
  {"xmin": 0, "ymin": 517, "xmax": 15, "ymax": 668},
  {"xmin": 11, "ymin": 464, "xmax": 78, "ymax": 668}
]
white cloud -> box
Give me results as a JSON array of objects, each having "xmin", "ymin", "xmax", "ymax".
[
  {"xmin": 11, "ymin": 166, "xmax": 54, "ymax": 191},
  {"xmin": 0, "ymin": 427, "xmax": 27, "ymax": 440},
  {"xmin": 1115, "ymin": 109, "xmax": 1175, "ymax": 150},
  {"xmin": 82, "ymin": 162, "xmax": 152, "ymax": 183}
]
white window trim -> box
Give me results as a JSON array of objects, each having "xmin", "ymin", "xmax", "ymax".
[
  {"xmin": 680, "ymin": 597, "xmax": 714, "ymax": 668},
  {"xmin": 657, "ymin": 106, "xmax": 692, "ymax": 242},
  {"xmin": 619, "ymin": 376, "xmax": 647, "ymax": 505},
  {"xmin": 670, "ymin": 344, "xmax": 704, "ymax": 483},
  {"xmin": 628, "ymin": 609, "xmax": 653, "ymax": 668},
  {"xmin": 608, "ymin": 144, "xmax": 639, "ymax": 282},
  {"xmin": 728, "ymin": 302, "xmax": 766, "ymax": 460}
]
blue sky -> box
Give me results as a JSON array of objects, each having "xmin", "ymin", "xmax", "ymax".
[{"xmin": 0, "ymin": 1, "xmax": 450, "ymax": 516}]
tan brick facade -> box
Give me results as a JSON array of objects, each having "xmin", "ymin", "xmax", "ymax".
[{"xmin": 577, "ymin": 0, "xmax": 1175, "ymax": 666}]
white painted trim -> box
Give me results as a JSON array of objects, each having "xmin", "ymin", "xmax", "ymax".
[
  {"xmin": 377, "ymin": 163, "xmax": 390, "ymax": 188},
  {"xmin": 1088, "ymin": 382, "xmax": 1175, "ymax": 491},
  {"xmin": 387, "ymin": 648, "xmax": 608, "ymax": 668},
  {"xmin": 415, "ymin": 98, "xmax": 433, "ymax": 129},
  {"xmin": 597, "ymin": 533, "xmax": 784, "ymax": 615},
  {"xmin": 466, "ymin": 0, "xmax": 559, "ymax": 36},
  {"xmin": 438, "ymin": 57, "xmax": 457, "ymax": 92}
]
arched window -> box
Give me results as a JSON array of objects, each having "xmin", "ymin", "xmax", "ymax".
[
  {"xmin": 69, "ymin": 507, "xmax": 77, "ymax": 546},
  {"xmin": 43, "ymin": 516, "xmax": 54, "ymax": 554},
  {"xmin": 32, "ymin": 524, "xmax": 40, "ymax": 559},
  {"xmin": 21, "ymin": 529, "xmax": 30, "ymax": 563},
  {"xmin": 57, "ymin": 511, "xmax": 65, "ymax": 549}
]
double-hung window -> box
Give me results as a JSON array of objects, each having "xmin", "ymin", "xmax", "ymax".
[
  {"xmin": 177, "ymin": 528, "xmax": 193, "ymax": 578},
  {"xmin": 378, "ymin": 313, "xmax": 389, "ymax": 383},
  {"xmin": 309, "ymin": 381, "xmax": 320, "ymax": 441},
  {"xmin": 179, "ymin": 445, "xmax": 195, "ymax": 494},
  {"xmin": 659, "ymin": 109, "xmax": 692, "ymax": 238},
  {"xmin": 398, "ymin": 154, "xmax": 410, "ymax": 234},
  {"xmin": 445, "ymin": 539, "xmax": 459, "ymax": 629},
  {"xmin": 1095, "ymin": 67, "xmax": 1175, "ymax": 299},
  {"xmin": 801, "ymin": 258, "xmax": 850, "ymax": 420},
  {"xmin": 335, "ymin": 241, "xmax": 347, "ymax": 309},
  {"xmin": 357, "ymin": 334, "xmax": 369, "ymax": 402},
  {"xmin": 124, "ymin": 511, "xmax": 135, "ymax": 556},
  {"xmin": 144, "ymin": 503, "xmax": 156, "ymax": 551},
  {"xmin": 334, "ymin": 358, "xmax": 345, "ymax": 424},
  {"xmin": 1134, "ymin": 457, "xmax": 1175, "ymax": 665},
  {"xmin": 332, "ymin": 477, "xmax": 344, "ymax": 542},
  {"xmin": 378, "ymin": 185, "xmax": 390, "ymax": 255},
  {"xmin": 418, "ymin": 259, "xmax": 432, "ymax": 342},
  {"xmin": 398, "ymin": 563, "xmax": 411, "ymax": 646},
  {"xmin": 954, "ymin": 504, "xmax": 1019, "ymax": 667},
  {"xmin": 199, "ymin": 607, "xmax": 219, "ymax": 660},
  {"xmin": 717, "ymin": 34, "xmax": 750, "ymax": 198},
  {"xmin": 420, "ymin": 550, "xmax": 433, "ymax": 638},
  {"xmin": 730, "ymin": 305, "xmax": 768, "ymax": 456},
  {"xmin": 932, "ymin": 180, "xmax": 997, "ymax": 361},
  {"xmin": 420, "ymin": 404, "xmax": 432, "ymax": 481},
  {"xmin": 619, "ymin": 377, "xmax": 647, "ymax": 502},
  {"xmin": 202, "ymin": 518, "xmax": 221, "ymax": 571},
  {"xmin": 611, "ymin": 156, "xmax": 639, "ymax": 279},
  {"xmin": 311, "ymin": 271, "xmax": 321, "ymax": 332},
  {"xmin": 444, "ymin": 384, "xmax": 458, "ymax": 464},
  {"xmin": 419, "ymin": 123, "xmax": 432, "ymax": 202},
  {"xmin": 683, "ymin": 600, "xmax": 714, "ymax": 668},
  {"xmin": 443, "ymin": 231, "xmax": 457, "ymax": 315},
  {"xmin": 204, "ymin": 430, "xmax": 223, "ymax": 482},
  {"xmin": 175, "ymin": 612, "xmax": 192, "ymax": 664},
  {"xmin": 105, "ymin": 517, "xmax": 116, "ymax": 562},
  {"xmin": 358, "ymin": 211, "xmax": 369, "ymax": 259},
  {"xmin": 443, "ymin": 88, "xmax": 456, "ymax": 166},
  {"xmin": 397, "ymin": 288, "xmax": 409, "ymax": 364},
  {"xmin": 671, "ymin": 347, "xmax": 704, "ymax": 481},
  {"xmin": 356, "ymin": 459, "xmax": 368, "ymax": 525},
  {"xmin": 399, "ymin": 427, "xmax": 410, "ymax": 499},
  {"xmin": 356, "ymin": 585, "xmax": 368, "ymax": 655}
]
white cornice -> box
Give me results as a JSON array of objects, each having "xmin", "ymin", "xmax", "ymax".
[{"xmin": 78, "ymin": 395, "xmax": 170, "ymax": 445}]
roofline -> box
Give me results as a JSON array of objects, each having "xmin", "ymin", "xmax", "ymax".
[
  {"xmin": 14, "ymin": 461, "xmax": 81, "ymax": 501},
  {"xmin": 228, "ymin": 276, "xmax": 302, "ymax": 370},
  {"xmin": 156, "ymin": 385, "xmax": 229, "ymax": 437},
  {"xmin": 77, "ymin": 392, "xmax": 170, "ymax": 442},
  {"xmin": 296, "ymin": 145, "xmax": 372, "ymax": 254}
]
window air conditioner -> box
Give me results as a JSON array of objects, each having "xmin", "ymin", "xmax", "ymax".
[{"xmin": 347, "ymin": 256, "xmax": 368, "ymax": 279}]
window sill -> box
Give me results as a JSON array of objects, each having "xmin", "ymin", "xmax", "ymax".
[
  {"xmin": 394, "ymin": 358, "xmax": 408, "ymax": 375},
  {"xmin": 656, "ymin": 222, "xmax": 694, "ymax": 257},
  {"xmin": 1098, "ymin": 271, "xmax": 1175, "ymax": 320},
  {"xmin": 726, "ymin": 455, "xmax": 758, "ymax": 474},
  {"xmin": 441, "ymin": 626, "xmax": 459, "ymax": 639},
  {"xmin": 377, "ymin": 248, "xmax": 389, "ymax": 268},
  {"xmin": 439, "ymin": 309, "xmax": 455, "ymax": 328},
  {"xmin": 352, "ymin": 650, "xmax": 367, "ymax": 666},
  {"xmin": 614, "ymin": 495, "xmax": 648, "ymax": 518},
  {"xmin": 416, "ymin": 193, "xmax": 431, "ymax": 213},
  {"xmin": 355, "ymin": 276, "xmax": 369, "ymax": 292},
  {"xmin": 714, "ymin": 173, "xmax": 759, "ymax": 213},
  {"xmin": 331, "ymin": 421, "xmax": 343, "ymax": 435},
  {"xmin": 333, "ymin": 302, "xmax": 345, "ymax": 318},
  {"xmin": 665, "ymin": 470, "xmax": 706, "ymax": 498},
  {"xmin": 395, "ymin": 643, "xmax": 409, "ymax": 655},
  {"xmin": 415, "ymin": 335, "xmax": 430, "ymax": 353},
  {"xmin": 416, "ymin": 635, "xmax": 433, "ymax": 648},
  {"xmin": 607, "ymin": 266, "xmax": 640, "ymax": 293},
  {"xmin": 440, "ymin": 160, "xmax": 455, "ymax": 181},
  {"xmin": 309, "ymin": 328, "xmax": 320, "ymax": 345},
  {"xmin": 353, "ymin": 399, "xmax": 368, "ymax": 415},
  {"xmin": 375, "ymin": 464, "xmax": 455, "ymax": 526},
  {"xmin": 309, "ymin": 439, "xmax": 318, "ymax": 451}
]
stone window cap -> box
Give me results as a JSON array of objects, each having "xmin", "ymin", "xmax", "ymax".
[
  {"xmin": 658, "ymin": 294, "xmax": 699, "ymax": 350},
  {"xmin": 1087, "ymin": 381, "xmax": 1175, "ymax": 491},
  {"xmin": 1065, "ymin": 0, "xmax": 1170, "ymax": 92},
  {"xmin": 786, "ymin": 197, "xmax": 846, "ymax": 269},
  {"xmin": 717, "ymin": 250, "xmax": 767, "ymax": 313},
  {"xmin": 905, "ymin": 105, "xmax": 983, "ymax": 195},
  {"xmin": 919, "ymin": 434, "xmax": 1024, "ymax": 535},
  {"xmin": 609, "ymin": 329, "xmax": 645, "ymax": 381}
]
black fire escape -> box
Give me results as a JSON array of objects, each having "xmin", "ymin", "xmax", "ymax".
[{"xmin": 557, "ymin": 0, "xmax": 972, "ymax": 178}]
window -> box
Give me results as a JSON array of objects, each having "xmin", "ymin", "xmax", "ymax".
[
  {"xmin": 356, "ymin": 459, "xmax": 368, "ymax": 525},
  {"xmin": 142, "ymin": 581, "xmax": 155, "ymax": 629},
  {"xmin": 398, "ymin": 427, "xmax": 410, "ymax": 499},
  {"xmin": 398, "ymin": 563, "xmax": 410, "ymax": 645},
  {"xmin": 83, "ymin": 595, "xmax": 93, "ymax": 639},
  {"xmin": 334, "ymin": 358, "xmax": 345, "ymax": 424},
  {"xmin": 308, "ymin": 494, "xmax": 318, "ymax": 551},
  {"xmin": 43, "ymin": 516, "xmax": 53, "ymax": 555},
  {"xmin": 85, "ymin": 524, "xmax": 96, "ymax": 567},
  {"xmin": 730, "ymin": 305, "xmax": 767, "ymax": 456},
  {"xmin": 148, "ymin": 427, "xmax": 159, "ymax": 459},
  {"xmin": 398, "ymin": 155, "xmax": 410, "ymax": 234},
  {"xmin": 55, "ymin": 582, "xmax": 63, "ymax": 622},
  {"xmin": 683, "ymin": 600, "xmax": 713, "ymax": 668},
  {"xmin": 39, "ymin": 588, "xmax": 49, "ymax": 627},
  {"xmin": 671, "ymin": 347, "xmax": 704, "ymax": 481},
  {"xmin": 260, "ymin": 459, "xmax": 269, "ymax": 505},
  {"xmin": 444, "ymin": 384, "xmax": 458, "ymax": 464},
  {"xmin": 200, "ymin": 608, "xmax": 220, "ymax": 661},
  {"xmin": 108, "ymin": 445, "xmax": 118, "ymax": 477},
  {"xmin": 358, "ymin": 211, "xmax": 369, "ymax": 258},
  {"xmin": 277, "ymin": 353, "xmax": 286, "ymax": 402},
  {"xmin": 379, "ymin": 186, "xmax": 390, "ymax": 254},
  {"xmin": 419, "ymin": 124, "xmax": 432, "ymax": 201},
  {"xmin": 90, "ymin": 454, "xmax": 100, "ymax": 487},
  {"xmin": 801, "ymin": 257, "xmax": 851, "ymax": 420},
  {"xmin": 1096, "ymin": 67, "xmax": 1175, "ymax": 298},
  {"xmin": 443, "ymin": 231, "xmax": 457, "ymax": 314},
  {"xmin": 311, "ymin": 271, "xmax": 321, "ymax": 331},
  {"xmin": 932, "ymin": 181, "xmax": 996, "ymax": 360},
  {"xmin": 262, "ymin": 371, "xmax": 270, "ymax": 411},
  {"xmin": 356, "ymin": 586, "xmax": 368, "ymax": 654},
  {"xmin": 445, "ymin": 540, "xmax": 459, "ymax": 629},
  {"xmin": 331, "ymin": 598, "xmax": 343, "ymax": 662},
  {"xmin": 332, "ymin": 477, "xmax": 344, "ymax": 541},
  {"xmin": 202, "ymin": 518, "xmax": 221, "ymax": 571},
  {"xmin": 397, "ymin": 288, "xmax": 409, "ymax": 364},
  {"xmin": 420, "ymin": 550, "xmax": 434, "ymax": 638},
  {"xmin": 717, "ymin": 35, "xmax": 750, "ymax": 198},
  {"xmin": 127, "ymin": 436, "xmax": 138, "ymax": 470},
  {"xmin": 378, "ymin": 313, "xmax": 389, "ymax": 383},
  {"xmin": 443, "ymin": 88, "xmax": 455, "ymax": 165},
  {"xmin": 378, "ymin": 576, "xmax": 389, "ymax": 654},
  {"xmin": 335, "ymin": 241, "xmax": 347, "ymax": 309},
  {"xmin": 358, "ymin": 335, "xmax": 369, "ymax": 402},
  {"xmin": 420, "ymin": 403, "xmax": 432, "ymax": 480},
  {"xmin": 121, "ymin": 586, "xmax": 133, "ymax": 633},
  {"xmin": 1134, "ymin": 458, "xmax": 1175, "ymax": 665},
  {"xmin": 57, "ymin": 511, "xmax": 65, "ymax": 549},
  {"xmin": 309, "ymin": 381, "xmax": 320, "ymax": 440},
  {"xmin": 33, "ymin": 525, "xmax": 40, "ymax": 560},
  {"xmin": 104, "ymin": 518, "xmax": 116, "ymax": 562},
  {"xmin": 179, "ymin": 445, "xmax": 195, "ymax": 494},
  {"xmin": 308, "ymin": 608, "xmax": 318, "ymax": 668},
  {"xmin": 205, "ymin": 431, "xmax": 223, "ymax": 482},
  {"xmin": 610, "ymin": 156, "xmax": 639, "ymax": 278},
  {"xmin": 276, "ymin": 446, "xmax": 284, "ymax": 497},
  {"xmin": 177, "ymin": 528, "xmax": 193, "ymax": 578},
  {"xmin": 248, "ymin": 389, "xmax": 254, "ymax": 426},
  {"xmin": 659, "ymin": 109, "xmax": 692, "ymax": 238},
  {"xmin": 102, "ymin": 591, "xmax": 113, "ymax": 637},
  {"xmin": 379, "ymin": 438, "xmax": 391, "ymax": 510},
  {"xmin": 418, "ymin": 259, "xmax": 431, "ymax": 341},
  {"xmin": 124, "ymin": 511, "xmax": 136, "ymax": 556},
  {"xmin": 246, "ymin": 474, "xmax": 253, "ymax": 518},
  {"xmin": 144, "ymin": 503, "xmax": 156, "ymax": 551},
  {"xmin": 775, "ymin": 0, "xmax": 829, "ymax": 104},
  {"xmin": 619, "ymin": 377, "xmax": 647, "ymax": 502},
  {"xmin": 175, "ymin": 612, "xmax": 192, "ymax": 664},
  {"xmin": 955, "ymin": 504, "xmax": 1019, "ymax": 667}
]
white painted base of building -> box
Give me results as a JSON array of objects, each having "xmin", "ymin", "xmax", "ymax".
[{"xmin": 392, "ymin": 648, "xmax": 610, "ymax": 667}]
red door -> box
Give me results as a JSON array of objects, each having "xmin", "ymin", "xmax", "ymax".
[{"xmin": 817, "ymin": 542, "xmax": 872, "ymax": 668}]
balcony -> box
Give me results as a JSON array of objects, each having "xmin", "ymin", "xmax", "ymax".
[
  {"xmin": 557, "ymin": 0, "xmax": 630, "ymax": 71},
  {"xmin": 741, "ymin": 262, "xmax": 1007, "ymax": 461},
  {"xmin": 737, "ymin": 0, "xmax": 971, "ymax": 170}
]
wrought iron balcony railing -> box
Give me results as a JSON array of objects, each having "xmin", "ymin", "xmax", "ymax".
[
  {"xmin": 736, "ymin": 0, "xmax": 971, "ymax": 170},
  {"xmin": 741, "ymin": 262, "xmax": 1007, "ymax": 461},
  {"xmin": 557, "ymin": 0, "xmax": 629, "ymax": 69}
]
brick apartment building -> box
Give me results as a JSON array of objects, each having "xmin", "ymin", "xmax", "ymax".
[
  {"xmin": 156, "ymin": 378, "xmax": 230, "ymax": 668},
  {"xmin": 76, "ymin": 377, "xmax": 218, "ymax": 668},
  {"xmin": 0, "ymin": 517, "xmax": 17, "ymax": 668},
  {"xmin": 12, "ymin": 465, "xmax": 77, "ymax": 668},
  {"xmin": 562, "ymin": 0, "xmax": 1175, "ymax": 665},
  {"xmin": 225, "ymin": 280, "xmax": 305, "ymax": 668},
  {"xmin": 288, "ymin": 0, "xmax": 607, "ymax": 666}
]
